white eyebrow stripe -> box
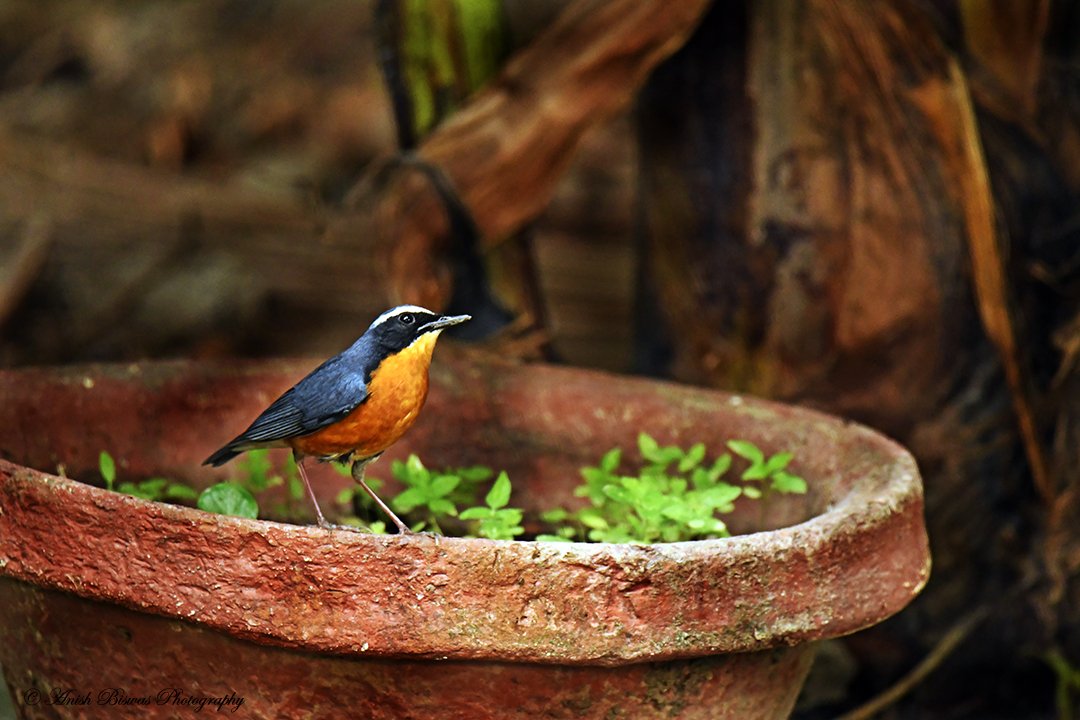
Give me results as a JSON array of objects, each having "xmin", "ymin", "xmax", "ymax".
[{"xmin": 368, "ymin": 304, "xmax": 436, "ymax": 330}]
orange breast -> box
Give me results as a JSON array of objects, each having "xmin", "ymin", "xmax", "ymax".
[{"xmin": 289, "ymin": 333, "xmax": 439, "ymax": 459}]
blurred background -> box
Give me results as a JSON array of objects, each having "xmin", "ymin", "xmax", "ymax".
[{"xmin": 1, "ymin": 1, "xmax": 1079, "ymax": 718}]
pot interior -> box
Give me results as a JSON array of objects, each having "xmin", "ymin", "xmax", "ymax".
[
  {"xmin": 0, "ymin": 354, "xmax": 928, "ymax": 665},
  {"xmin": 1, "ymin": 354, "xmax": 894, "ymax": 536}
]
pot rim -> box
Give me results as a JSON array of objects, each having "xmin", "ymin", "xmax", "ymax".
[{"xmin": 0, "ymin": 358, "xmax": 930, "ymax": 665}]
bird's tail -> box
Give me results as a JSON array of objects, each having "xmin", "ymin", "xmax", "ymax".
[{"xmin": 203, "ymin": 445, "xmax": 241, "ymax": 467}]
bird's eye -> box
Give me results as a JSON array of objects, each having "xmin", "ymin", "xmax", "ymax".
[{"xmin": 399, "ymin": 313, "xmax": 415, "ymax": 326}]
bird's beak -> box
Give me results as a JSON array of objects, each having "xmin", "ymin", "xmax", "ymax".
[{"xmin": 420, "ymin": 314, "xmax": 471, "ymax": 333}]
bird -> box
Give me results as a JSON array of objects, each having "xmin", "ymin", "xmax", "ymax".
[{"xmin": 204, "ymin": 305, "xmax": 470, "ymax": 533}]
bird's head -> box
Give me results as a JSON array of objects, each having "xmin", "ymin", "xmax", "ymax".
[{"xmin": 365, "ymin": 305, "xmax": 471, "ymax": 356}]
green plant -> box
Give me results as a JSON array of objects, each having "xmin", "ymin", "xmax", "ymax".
[
  {"xmin": 345, "ymin": 454, "xmax": 497, "ymax": 534},
  {"xmin": 99, "ymin": 451, "xmax": 115, "ymax": 491},
  {"xmin": 93, "ymin": 435, "xmax": 806, "ymax": 544},
  {"xmin": 97, "ymin": 449, "xmax": 293, "ymax": 521},
  {"xmin": 1046, "ymin": 649, "xmax": 1080, "ymax": 720},
  {"xmin": 459, "ymin": 472, "xmax": 524, "ymax": 540},
  {"xmin": 726, "ymin": 440, "xmax": 807, "ymax": 495},
  {"xmin": 230, "ymin": 449, "xmax": 310, "ymax": 521},
  {"xmin": 98, "ymin": 451, "xmax": 199, "ymax": 503},
  {"xmin": 540, "ymin": 434, "xmax": 807, "ymax": 544},
  {"xmin": 197, "ymin": 482, "xmax": 258, "ymax": 520},
  {"xmin": 389, "ymin": 454, "xmax": 465, "ymax": 533}
]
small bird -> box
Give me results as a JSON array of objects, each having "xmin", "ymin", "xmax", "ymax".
[{"xmin": 204, "ymin": 305, "xmax": 470, "ymax": 533}]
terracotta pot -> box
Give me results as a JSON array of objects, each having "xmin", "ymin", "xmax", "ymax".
[{"xmin": 0, "ymin": 355, "xmax": 929, "ymax": 719}]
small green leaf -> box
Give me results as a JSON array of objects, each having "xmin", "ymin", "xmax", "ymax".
[
  {"xmin": 655, "ymin": 446, "xmax": 683, "ymax": 467},
  {"xmin": 600, "ymin": 448, "xmax": 622, "ymax": 473},
  {"xmin": 404, "ymin": 454, "xmax": 426, "ymax": 481},
  {"xmin": 485, "ymin": 471, "xmax": 512, "ymax": 509},
  {"xmin": 197, "ymin": 483, "xmax": 258, "ymax": 519},
  {"xmin": 165, "ymin": 483, "xmax": 199, "ymax": 501},
  {"xmin": 763, "ymin": 452, "xmax": 793, "ymax": 475},
  {"xmin": 771, "ymin": 471, "xmax": 807, "ymax": 494},
  {"xmin": 708, "ymin": 454, "xmax": 732, "ymax": 481},
  {"xmin": 660, "ymin": 503, "xmax": 695, "ymax": 523},
  {"xmin": 116, "ymin": 481, "xmax": 139, "ymax": 496},
  {"xmin": 540, "ymin": 508, "xmax": 569, "ymax": 523},
  {"xmin": 393, "ymin": 487, "xmax": 426, "ymax": 513},
  {"xmin": 456, "ymin": 466, "xmax": 493, "ymax": 482},
  {"xmin": 287, "ymin": 475, "xmax": 304, "ymax": 501},
  {"xmin": 727, "ymin": 440, "xmax": 764, "ymax": 465},
  {"xmin": 477, "ymin": 506, "xmax": 524, "ymax": 539},
  {"xmin": 702, "ymin": 484, "xmax": 742, "ymax": 508},
  {"xmin": 430, "ymin": 474, "xmax": 462, "ymax": 498},
  {"xmin": 428, "ymin": 498, "xmax": 458, "ymax": 516},
  {"xmin": 678, "ymin": 443, "xmax": 706, "ymax": 472},
  {"xmin": 602, "ymin": 484, "xmax": 634, "ymax": 505},
  {"xmin": 239, "ymin": 449, "xmax": 274, "ymax": 491},
  {"xmin": 742, "ymin": 486, "xmax": 762, "ymax": 499},
  {"xmin": 138, "ymin": 478, "xmax": 169, "ymax": 495},
  {"xmin": 741, "ymin": 464, "xmax": 771, "ymax": 481},
  {"xmin": 99, "ymin": 451, "xmax": 116, "ymax": 490},
  {"xmin": 459, "ymin": 506, "xmax": 493, "ymax": 520},
  {"xmin": 336, "ymin": 487, "xmax": 356, "ymax": 505},
  {"xmin": 577, "ymin": 508, "xmax": 609, "ymax": 530},
  {"xmin": 535, "ymin": 534, "xmax": 572, "ymax": 543},
  {"xmin": 638, "ymin": 433, "xmax": 661, "ymax": 462},
  {"xmin": 578, "ymin": 468, "xmax": 613, "ymax": 496}
]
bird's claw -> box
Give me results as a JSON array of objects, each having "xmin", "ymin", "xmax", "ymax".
[{"xmin": 316, "ymin": 520, "xmax": 375, "ymax": 534}]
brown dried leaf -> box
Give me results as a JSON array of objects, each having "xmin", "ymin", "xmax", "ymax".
[{"xmin": 946, "ymin": 60, "xmax": 1054, "ymax": 504}]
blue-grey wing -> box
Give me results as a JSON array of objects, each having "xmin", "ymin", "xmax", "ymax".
[{"xmin": 231, "ymin": 356, "xmax": 369, "ymax": 444}]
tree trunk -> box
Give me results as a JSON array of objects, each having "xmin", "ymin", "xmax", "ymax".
[{"xmin": 637, "ymin": 0, "xmax": 1080, "ymax": 715}]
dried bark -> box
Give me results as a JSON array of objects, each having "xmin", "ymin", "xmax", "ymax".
[
  {"xmin": 376, "ymin": 0, "xmax": 711, "ymax": 310},
  {"xmin": 637, "ymin": 0, "xmax": 1080, "ymax": 715},
  {"xmin": 0, "ymin": 129, "xmax": 388, "ymax": 364}
]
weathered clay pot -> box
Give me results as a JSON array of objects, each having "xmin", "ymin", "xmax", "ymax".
[{"xmin": 0, "ymin": 355, "xmax": 929, "ymax": 719}]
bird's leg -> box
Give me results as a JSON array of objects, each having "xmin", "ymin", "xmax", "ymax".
[
  {"xmin": 295, "ymin": 452, "xmax": 334, "ymax": 530},
  {"xmin": 352, "ymin": 457, "xmax": 411, "ymax": 534}
]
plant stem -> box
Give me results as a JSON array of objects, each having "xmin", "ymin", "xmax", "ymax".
[{"xmin": 834, "ymin": 605, "xmax": 991, "ymax": 720}]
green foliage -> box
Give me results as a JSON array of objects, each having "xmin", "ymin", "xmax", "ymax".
[
  {"xmin": 197, "ymin": 482, "xmax": 258, "ymax": 520},
  {"xmin": 236, "ymin": 449, "xmax": 276, "ymax": 491},
  {"xmin": 459, "ymin": 472, "xmax": 524, "ymax": 540},
  {"xmin": 368, "ymin": 454, "xmax": 498, "ymax": 534},
  {"xmin": 99, "ymin": 450, "xmax": 199, "ymax": 502},
  {"xmin": 96, "ymin": 448, "xmax": 309, "ymax": 521},
  {"xmin": 236, "ymin": 449, "xmax": 306, "ymax": 499},
  {"xmin": 98, "ymin": 451, "xmax": 116, "ymax": 491},
  {"xmin": 727, "ymin": 440, "xmax": 807, "ymax": 495},
  {"xmin": 344, "ymin": 456, "xmax": 523, "ymax": 538},
  {"xmin": 390, "ymin": 454, "xmax": 461, "ymax": 533},
  {"xmin": 118, "ymin": 477, "xmax": 200, "ymax": 502},
  {"xmin": 545, "ymin": 433, "xmax": 807, "ymax": 544},
  {"xmin": 1046, "ymin": 649, "xmax": 1080, "ymax": 719},
  {"xmin": 332, "ymin": 460, "xmax": 382, "ymax": 516},
  {"xmin": 93, "ymin": 435, "xmax": 806, "ymax": 542},
  {"xmin": 221, "ymin": 449, "xmax": 311, "ymax": 522},
  {"xmin": 396, "ymin": 0, "xmax": 508, "ymax": 140}
]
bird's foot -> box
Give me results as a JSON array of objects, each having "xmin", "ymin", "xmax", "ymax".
[
  {"xmin": 399, "ymin": 529, "xmax": 443, "ymax": 545},
  {"xmin": 315, "ymin": 519, "xmax": 376, "ymax": 534}
]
